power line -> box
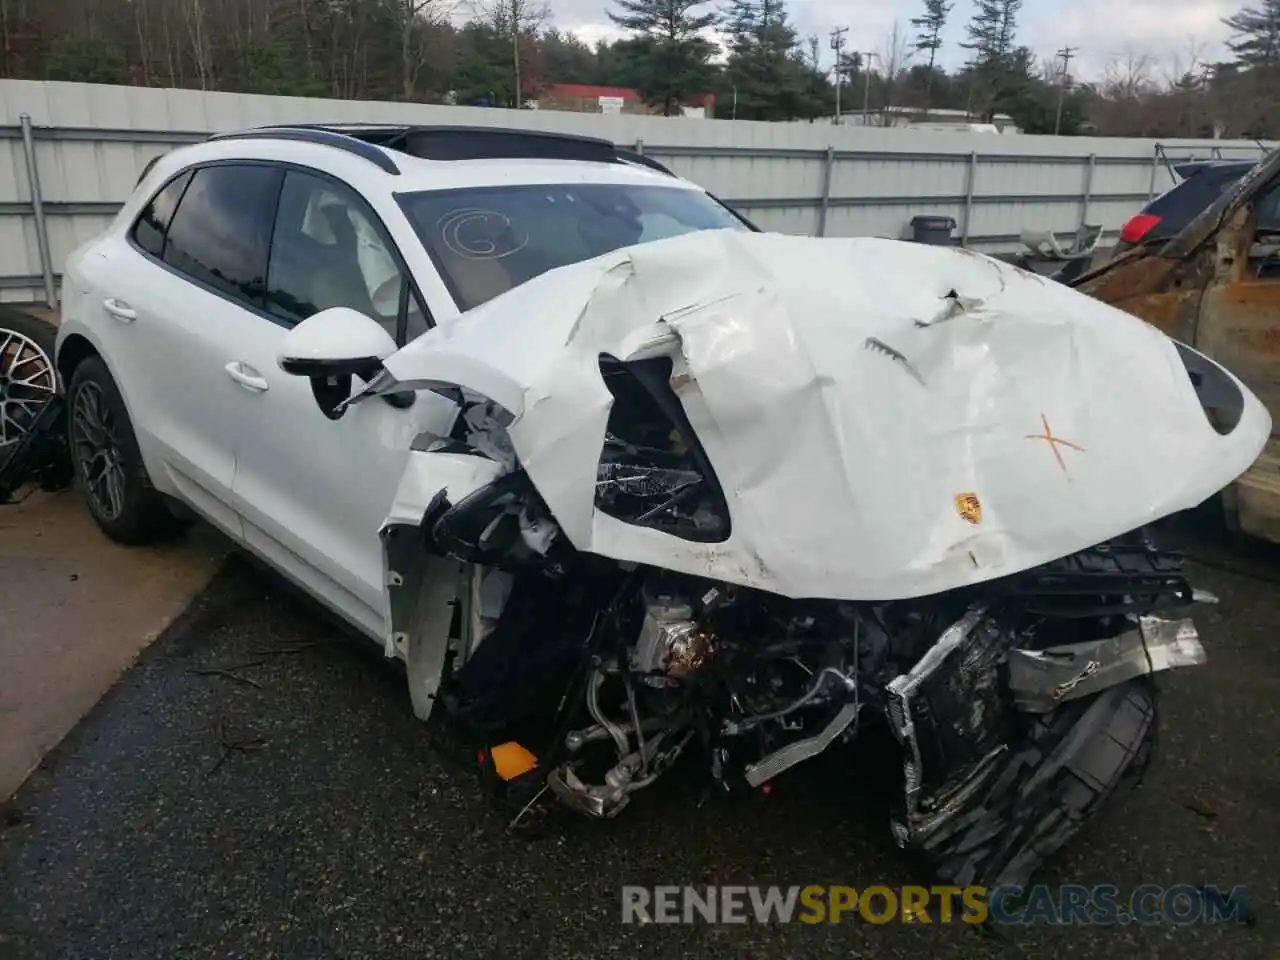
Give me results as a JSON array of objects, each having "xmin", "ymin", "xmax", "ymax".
[{"xmin": 1053, "ymin": 45, "xmax": 1077, "ymax": 135}]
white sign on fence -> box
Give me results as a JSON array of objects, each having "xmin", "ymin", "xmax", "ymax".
[{"xmin": 598, "ymin": 96, "xmax": 625, "ymax": 115}]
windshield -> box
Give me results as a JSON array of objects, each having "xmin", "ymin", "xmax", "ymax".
[{"xmin": 396, "ymin": 182, "xmax": 749, "ymax": 311}]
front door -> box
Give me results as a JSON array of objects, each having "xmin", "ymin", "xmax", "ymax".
[{"xmin": 227, "ymin": 168, "xmax": 458, "ymax": 639}]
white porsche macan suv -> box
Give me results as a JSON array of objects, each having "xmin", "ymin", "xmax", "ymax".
[{"xmin": 56, "ymin": 123, "xmax": 1268, "ymax": 888}]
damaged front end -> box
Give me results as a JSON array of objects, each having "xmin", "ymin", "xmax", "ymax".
[{"xmin": 359, "ymin": 230, "xmax": 1260, "ymax": 887}]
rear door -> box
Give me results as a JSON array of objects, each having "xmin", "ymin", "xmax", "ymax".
[{"xmin": 77, "ymin": 162, "xmax": 284, "ymax": 535}]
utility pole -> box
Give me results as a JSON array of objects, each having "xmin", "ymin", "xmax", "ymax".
[
  {"xmin": 829, "ymin": 26, "xmax": 848, "ymax": 123},
  {"xmin": 1053, "ymin": 46, "xmax": 1077, "ymax": 135},
  {"xmin": 860, "ymin": 51, "xmax": 877, "ymax": 125},
  {"xmin": 512, "ymin": 4, "xmax": 522, "ymax": 109}
]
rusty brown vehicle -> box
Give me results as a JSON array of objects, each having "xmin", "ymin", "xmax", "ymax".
[{"xmin": 1072, "ymin": 153, "xmax": 1280, "ymax": 542}]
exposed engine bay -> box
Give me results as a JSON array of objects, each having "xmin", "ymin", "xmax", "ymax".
[
  {"xmin": 380, "ymin": 346, "xmax": 1214, "ymax": 889},
  {"xmin": 358, "ymin": 231, "xmax": 1268, "ymax": 888}
]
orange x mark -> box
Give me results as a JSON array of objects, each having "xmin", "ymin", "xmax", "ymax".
[{"xmin": 1025, "ymin": 413, "xmax": 1085, "ymax": 475}]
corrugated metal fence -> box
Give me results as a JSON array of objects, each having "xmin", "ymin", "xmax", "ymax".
[{"xmin": 0, "ymin": 79, "xmax": 1274, "ymax": 305}]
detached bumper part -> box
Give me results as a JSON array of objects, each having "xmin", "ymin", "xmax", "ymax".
[{"xmin": 1007, "ymin": 616, "xmax": 1206, "ymax": 713}]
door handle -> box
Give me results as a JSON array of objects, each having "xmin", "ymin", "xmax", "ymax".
[
  {"xmin": 102, "ymin": 298, "xmax": 136, "ymax": 322},
  {"xmin": 224, "ymin": 361, "xmax": 269, "ymax": 393}
]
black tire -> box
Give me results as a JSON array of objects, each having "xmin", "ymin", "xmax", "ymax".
[
  {"xmin": 919, "ymin": 678, "xmax": 1159, "ymax": 888},
  {"xmin": 66, "ymin": 355, "xmax": 187, "ymax": 544},
  {"xmin": 0, "ymin": 306, "xmax": 59, "ymax": 473}
]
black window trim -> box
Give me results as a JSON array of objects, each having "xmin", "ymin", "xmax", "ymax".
[
  {"xmin": 129, "ymin": 167, "xmax": 195, "ymax": 260},
  {"xmin": 126, "ymin": 158, "xmax": 436, "ymax": 343}
]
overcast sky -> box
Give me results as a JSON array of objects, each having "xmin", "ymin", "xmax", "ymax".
[{"xmin": 547, "ymin": 0, "xmax": 1242, "ymax": 82}]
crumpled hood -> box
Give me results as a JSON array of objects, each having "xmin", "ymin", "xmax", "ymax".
[{"xmin": 375, "ymin": 230, "xmax": 1270, "ymax": 600}]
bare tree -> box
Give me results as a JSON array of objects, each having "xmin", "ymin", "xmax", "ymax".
[
  {"xmin": 395, "ymin": 0, "xmax": 450, "ymax": 99},
  {"xmin": 1101, "ymin": 48, "xmax": 1155, "ymax": 100},
  {"xmin": 1162, "ymin": 36, "xmax": 1205, "ymax": 88},
  {"xmin": 878, "ymin": 20, "xmax": 914, "ymax": 119},
  {"xmin": 183, "ymin": 0, "xmax": 212, "ymax": 89}
]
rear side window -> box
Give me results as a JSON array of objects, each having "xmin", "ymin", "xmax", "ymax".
[
  {"xmin": 1147, "ymin": 167, "xmax": 1245, "ymax": 224},
  {"xmin": 131, "ymin": 170, "xmax": 193, "ymax": 258},
  {"xmin": 162, "ymin": 164, "xmax": 284, "ymax": 309}
]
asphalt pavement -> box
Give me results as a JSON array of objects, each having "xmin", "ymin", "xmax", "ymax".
[{"xmin": 1, "ymin": 523, "xmax": 1278, "ymax": 960}]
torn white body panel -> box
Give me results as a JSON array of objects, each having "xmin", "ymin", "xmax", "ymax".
[{"xmin": 374, "ymin": 230, "xmax": 1271, "ymax": 601}]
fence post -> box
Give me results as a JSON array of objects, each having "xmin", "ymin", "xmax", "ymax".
[
  {"xmin": 961, "ymin": 150, "xmax": 977, "ymax": 246},
  {"xmin": 19, "ymin": 113, "xmax": 57, "ymax": 308},
  {"xmin": 1079, "ymin": 153, "xmax": 1096, "ymax": 233},
  {"xmin": 817, "ymin": 145, "xmax": 835, "ymax": 237},
  {"xmin": 634, "ymin": 137, "xmax": 644, "ymax": 156}
]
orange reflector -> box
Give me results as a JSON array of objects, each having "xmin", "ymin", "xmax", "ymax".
[{"xmin": 490, "ymin": 742, "xmax": 538, "ymax": 781}]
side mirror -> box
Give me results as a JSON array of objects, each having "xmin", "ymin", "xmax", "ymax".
[{"xmin": 277, "ymin": 307, "xmax": 398, "ymax": 419}]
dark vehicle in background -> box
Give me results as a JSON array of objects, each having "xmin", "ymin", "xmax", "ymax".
[
  {"xmin": 1040, "ymin": 159, "xmax": 1256, "ymax": 285},
  {"xmin": 1073, "ymin": 148, "xmax": 1280, "ymax": 543},
  {"xmin": 1112, "ymin": 160, "xmax": 1256, "ymax": 257}
]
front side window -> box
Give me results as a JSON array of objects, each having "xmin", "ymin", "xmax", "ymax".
[
  {"xmin": 162, "ymin": 164, "xmax": 284, "ymax": 309},
  {"xmin": 396, "ymin": 183, "xmax": 747, "ymax": 311},
  {"xmin": 130, "ymin": 170, "xmax": 193, "ymax": 259},
  {"xmin": 266, "ymin": 170, "xmax": 428, "ymax": 343}
]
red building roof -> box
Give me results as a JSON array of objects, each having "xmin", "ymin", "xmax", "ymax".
[{"xmin": 542, "ymin": 83, "xmax": 716, "ymax": 111}]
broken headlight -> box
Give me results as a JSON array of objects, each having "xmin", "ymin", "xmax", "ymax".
[{"xmin": 595, "ymin": 355, "xmax": 730, "ymax": 542}]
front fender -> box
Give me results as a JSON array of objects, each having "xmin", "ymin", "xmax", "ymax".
[{"xmin": 380, "ymin": 450, "xmax": 505, "ymax": 721}]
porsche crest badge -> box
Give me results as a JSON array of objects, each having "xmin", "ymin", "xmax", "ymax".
[{"xmin": 954, "ymin": 492, "xmax": 983, "ymax": 525}]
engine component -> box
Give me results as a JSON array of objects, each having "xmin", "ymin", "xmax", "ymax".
[{"xmin": 630, "ymin": 589, "xmax": 715, "ymax": 680}]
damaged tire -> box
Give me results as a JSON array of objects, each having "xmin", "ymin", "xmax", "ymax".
[
  {"xmin": 67, "ymin": 356, "xmax": 187, "ymax": 544},
  {"xmin": 920, "ymin": 678, "xmax": 1158, "ymax": 889}
]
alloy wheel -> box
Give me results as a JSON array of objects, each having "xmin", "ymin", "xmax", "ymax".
[
  {"xmin": 0, "ymin": 327, "xmax": 58, "ymax": 455},
  {"xmin": 71, "ymin": 380, "xmax": 127, "ymax": 520}
]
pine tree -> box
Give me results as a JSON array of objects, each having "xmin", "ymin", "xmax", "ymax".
[
  {"xmin": 607, "ymin": 0, "xmax": 718, "ymax": 115},
  {"xmin": 960, "ymin": 0, "xmax": 1023, "ymax": 119},
  {"xmin": 720, "ymin": 0, "xmax": 809, "ymax": 120},
  {"xmin": 960, "ymin": 0, "xmax": 1020, "ymax": 68},
  {"xmin": 1223, "ymin": 0, "xmax": 1280, "ymax": 68},
  {"xmin": 910, "ymin": 0, "xmax": 954, "ymax": 108}
]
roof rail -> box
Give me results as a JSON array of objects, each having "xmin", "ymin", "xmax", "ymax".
[
  {"xmin": 206, "ymin": 126, "xmax": 401, "ymax": 175},
  {"xmin": 219, "ymin": 123, "xmax": 680, "ymax": 179},
  {"xmin": 273, "ymin": 123, "xmax": 669, "ymax": 172},
  {"xmin": 615, "ymin": 148, "xmax": 676, "ymax": 177}
]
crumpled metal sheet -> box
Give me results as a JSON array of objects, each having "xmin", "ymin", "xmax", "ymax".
[
  {"xmin": 371, "ymin": 230, "xmax": 1271, "ymax": 601},
  {"xmin": 1007, "ymin": 616, "xmax": 1207, "ymax": 713}
]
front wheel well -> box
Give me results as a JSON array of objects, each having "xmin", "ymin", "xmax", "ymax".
[{"xmin": 57, "ymin": 333, "xmax": 100, "ymax": 386}]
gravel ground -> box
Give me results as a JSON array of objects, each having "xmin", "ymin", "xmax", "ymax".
[{"xmin": 1, "ymin": 525, "xmax": 1278, "ymax": 960}]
